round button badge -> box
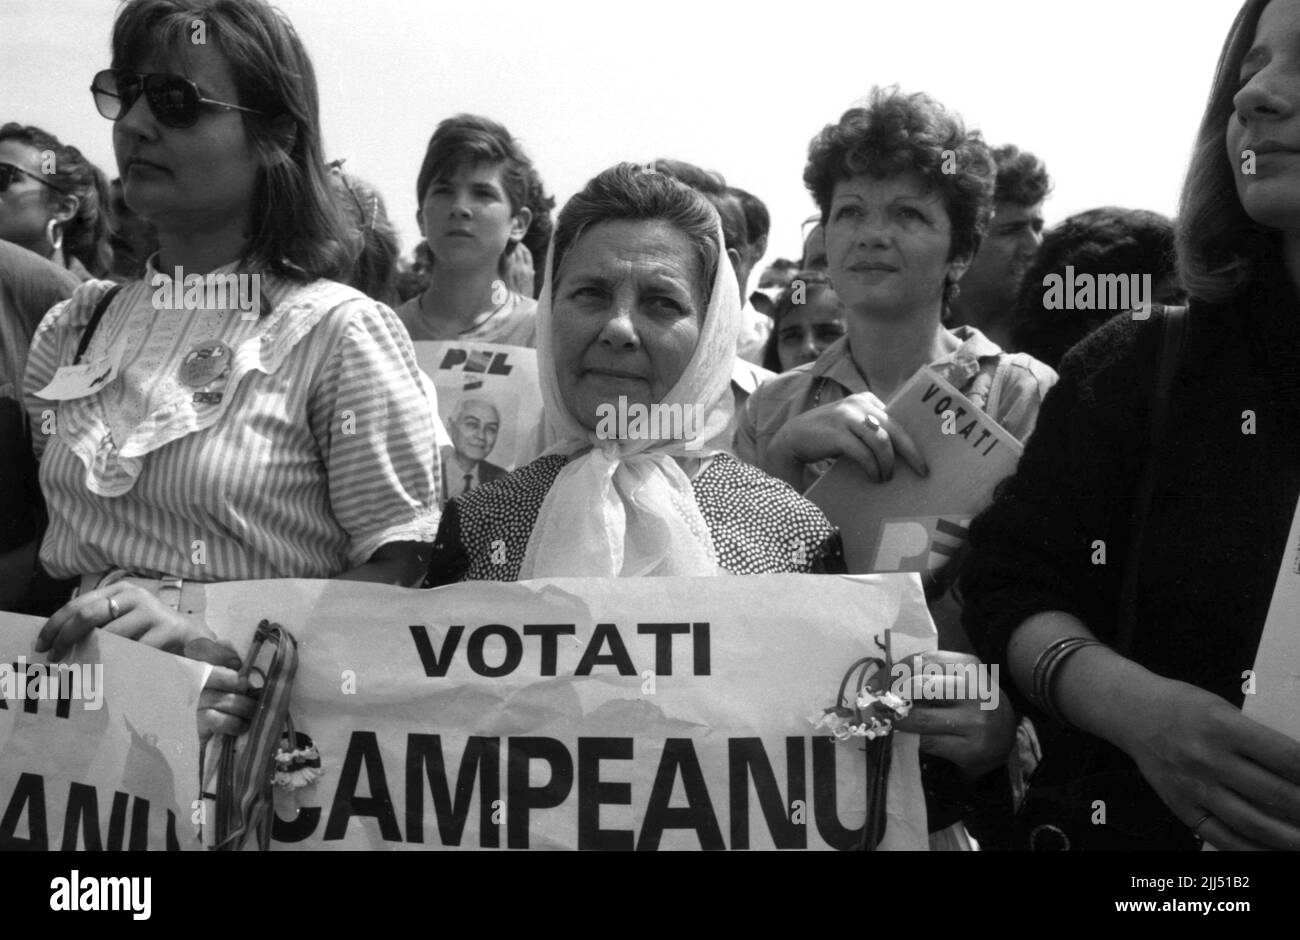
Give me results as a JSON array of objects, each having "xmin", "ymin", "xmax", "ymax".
[{"xmin": 179, "ymin": 341, "xmax": 232, "ymax": 388}]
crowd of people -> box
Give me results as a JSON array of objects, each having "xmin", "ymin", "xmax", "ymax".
[{"xmin": 2, "ymin": 0, "xmax": 1298, "ymax": 851}]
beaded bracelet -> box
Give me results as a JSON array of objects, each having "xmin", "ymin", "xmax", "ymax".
[{"xmin": 1029, "ymin": 637, "xmax": 1107, "ymax": 724}]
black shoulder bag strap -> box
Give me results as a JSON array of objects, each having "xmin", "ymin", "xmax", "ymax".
[
  {"xmin": 73, "ymin": 284, "xmax": 125, "ymax": 364},
  {"xmin": 1115, "ymin": 305, "xmax": 1188, "ymax": 653}
]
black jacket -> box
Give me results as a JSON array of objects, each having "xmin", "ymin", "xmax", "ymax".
[{"xmin": 961, "ymin": 259, "xmax": 1300, "ymax": 845}]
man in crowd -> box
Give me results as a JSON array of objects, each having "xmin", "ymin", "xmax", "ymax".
[
  {"xmin": 732, "ymin": 187, "xmax": 771, "ymax": 298},
  {"xmin": 651, "ymin": 160, "xmax": 773, "ymax": 365},
  {"xmin": 947, "ymin": 144, "xmax": 1051, "ymax": 349},
  {"xmin": 730, "ymin": 187, "xmax": 775, "ymax": 364}
]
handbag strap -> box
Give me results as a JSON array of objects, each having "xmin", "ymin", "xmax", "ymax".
[
  {"xmin": 73, "ymin": 283, "xmax": 125, "ymax": 364},
  {"xmin": 1115, "ymin": 306, "xmax": 1187, "ymax": 654}
]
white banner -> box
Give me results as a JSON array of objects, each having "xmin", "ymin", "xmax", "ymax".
[
  {"xmin": 0, "ymin": 617, "xmax": 209, "ymax": 850},
  {"xmin": 200, "ymin": 574, "xmax": 937, "ymax": 850}
]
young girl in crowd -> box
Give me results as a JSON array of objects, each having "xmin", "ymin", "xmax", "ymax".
[
  {"xmin": 761, "ymin": 269, "xmax": 847, "ymax": 373},
  {"xmin": 396, "ymin": 115, "xmax": 549, "ymax": 346}
]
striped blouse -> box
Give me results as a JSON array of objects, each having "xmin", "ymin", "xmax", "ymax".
[{"xmin": 24, "ymin": 261, "xmax": 440, "ymax": 581}]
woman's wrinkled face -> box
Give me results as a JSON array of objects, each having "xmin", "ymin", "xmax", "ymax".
[
  {"xmin": 776, "ymin": 288, "xmax": 846, "ymax": 371},
  {"xmin": 113, "ymin": 44, "xmax": 263, "ymax": 235},
  {"xmin": 824, "ymin": 171, "xmax": 964, "ymax": 319},
  {"xmin": 0, "ymin": 139, "xmax": 60, "ymax": 253},
  {"xmin": 552, "ymin": 219, "xmax": 706, "ymax": 432},
  {"xmin": 1227, "ymin": 0, "xmax": 1300, "ymax": 232}
]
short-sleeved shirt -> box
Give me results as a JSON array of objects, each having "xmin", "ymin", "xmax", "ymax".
[
  {"xmin": 24, "ymin": 261, "xmax": 439, "ymax": 581},
  {"xmin": 735, "ymin": 327, "xmax": 1058, "ymax": 489},
  {"xmin": 395, "ymin": 290, "xmax": 538, "ymax": 347}
]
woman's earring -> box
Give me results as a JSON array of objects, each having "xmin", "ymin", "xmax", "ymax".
[{"xmin": 45, "ymin": 218, "xmax": 63, "ymax": 255}]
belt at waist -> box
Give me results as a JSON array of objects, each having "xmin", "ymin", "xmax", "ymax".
[{"xmin": 76, "ymin": 571, "xmax": 207, "ymax": 617}]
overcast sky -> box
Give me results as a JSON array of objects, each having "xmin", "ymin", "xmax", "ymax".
[{"xmin": 3, "ymin": 0, "xmax": 1243, "ymax": 272}]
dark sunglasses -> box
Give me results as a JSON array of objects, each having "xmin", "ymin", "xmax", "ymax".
[
  {"xmin": 91, "ymin": 68, "xmax": 267, "ymax": 129},
  {"xmin": 0, "ymin": 162, "xmax": 69, "ymax": 196}
]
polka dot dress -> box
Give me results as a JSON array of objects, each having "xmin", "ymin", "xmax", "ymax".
[
  {"xmin": 426, "ymin": 453, "xmax": 841, "ymax": 584},
  {"xmin": 691, "ymin": 455, "xmax": 839, "ymax": 575}
]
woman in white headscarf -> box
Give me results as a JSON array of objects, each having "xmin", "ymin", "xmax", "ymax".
[
  {"xmin": 426, "ymin": 164, "xmax": 1015, "ymax": 850},
  {"xmin": 426, "ymin": 163, "xmax": 842, "ymax": 582}
]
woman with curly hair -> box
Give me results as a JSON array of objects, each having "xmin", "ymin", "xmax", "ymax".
[
  {"xmin": 735, "ymin": 88, "xmax": 1058, "ymax": 848},
  {"xmin": 737, "ymin": 87, "xmax": 1056, "ymax": 492}
]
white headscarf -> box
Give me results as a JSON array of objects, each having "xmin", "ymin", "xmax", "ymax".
[{"xmin": 519, "ymin": 201, "xmax": 742, "ymax": 579}]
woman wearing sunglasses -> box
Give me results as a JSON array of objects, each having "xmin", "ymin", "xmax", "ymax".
[
  {"xmin": 24, "ymin": 0, "xmax": 439, "ymax": 731},
  {"xmin": 0, "ymin": 123, "xmax": 112, "ymax": 281}
]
